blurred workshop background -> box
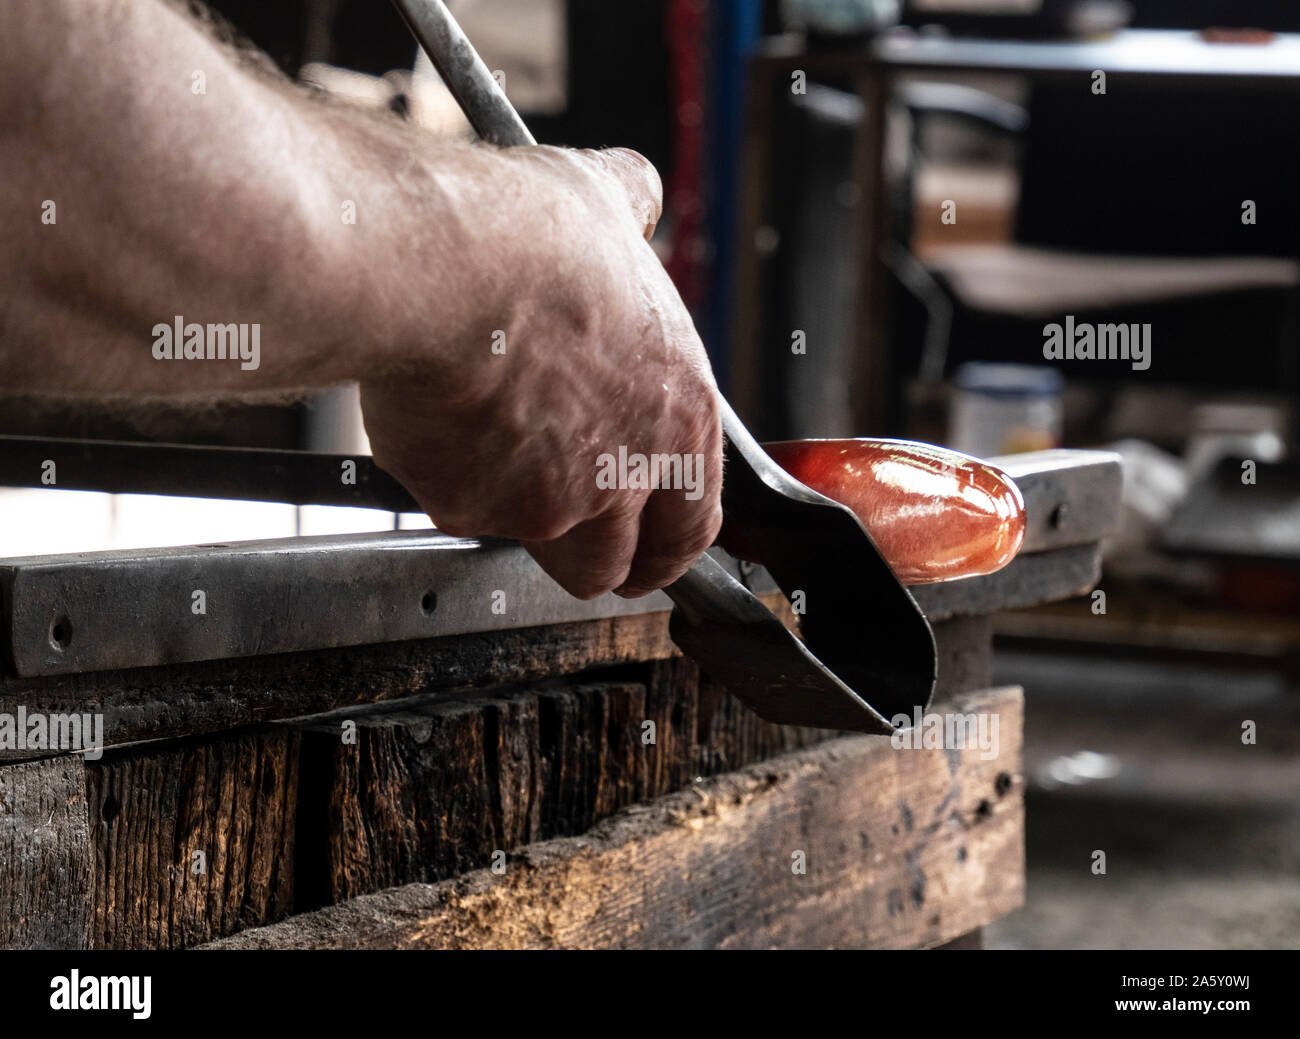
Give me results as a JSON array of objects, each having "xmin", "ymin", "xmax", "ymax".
[{"xmin": 3, "ymin": 0, "xmax": 1299, "ymax": 948}]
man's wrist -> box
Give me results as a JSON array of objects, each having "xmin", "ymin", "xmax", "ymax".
[{"xmin": 303, "ymin": 110, "xmax": 515, "ymax": 389}]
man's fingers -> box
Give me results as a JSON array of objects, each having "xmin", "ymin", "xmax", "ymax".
[
  {"xmin": 615, "ymin": 477, "xmax": 723, "ymax": 599},
  {"xmin": 585, "ymin": 147, "xmax": 663, "ymax": 241},
  {"xmin": 521, "ymin": 503, "xmax": 642, "ymax": 600}
]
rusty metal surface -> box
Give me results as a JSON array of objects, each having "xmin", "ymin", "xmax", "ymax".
[{"xmin": 914, "ymin": 543, "xmax": 1101, "ymax": 622}]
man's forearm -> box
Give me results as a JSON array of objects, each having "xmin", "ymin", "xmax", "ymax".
[
  {"xmin": 0, "ymin": 0, "xmax": 509, "ymax": 397},
  {"xmin": 0, "ymin": 0, "xmax": 726, "ymax": 599}
]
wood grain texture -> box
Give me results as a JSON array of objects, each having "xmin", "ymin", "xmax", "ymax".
[
  {"xmin": 299, "ymin": 693, "xmax": 553, "ymax": 903},
  {"xmin": 84, "ymin": 729, "xmax": 298, "ymax": 949},
  {"xmin": 2, "ymin": 617, "xmax": 1007, "ymax": 948},
  {"xmin": 295, "ymin": 666, "xmax": 831, "ymax": 907},
  {"xmin": 205, "ymin": 686, "xmax": 1025, "ymax": 950},
  {"xmin": 0, "ymin": 608, "xmax": 691, "ymax": 758},
  {"xmin": 0, "ymin": 756, "xmax": 91, "ymax": 949}
]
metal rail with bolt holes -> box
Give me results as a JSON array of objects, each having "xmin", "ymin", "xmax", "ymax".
[{"xmin": 0, "ymin": 447, "xmax": 1120, "ymax": 677}]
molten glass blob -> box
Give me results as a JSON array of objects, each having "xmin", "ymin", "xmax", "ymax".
[{"xmin": 757, "ymin": 439, "xmax": 1026, "ymax": 585}]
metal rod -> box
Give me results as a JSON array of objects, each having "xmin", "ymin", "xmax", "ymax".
[
  {"xmin": 0, "ymin": 434, "xmax": 418, "ymax": 512},
  {"xmin": 391, "ymin": 0, "xmax": 536, "ymax": 148}
]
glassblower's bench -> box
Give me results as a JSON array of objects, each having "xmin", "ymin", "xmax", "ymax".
[{"xmin": 0, "ymin": 442, "xmax": 1118, "ymax": 949}]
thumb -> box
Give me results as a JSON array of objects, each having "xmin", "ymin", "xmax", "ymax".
[{"xmin": 584, "ymin": 147, "xmax": 663, "ymax": 241}]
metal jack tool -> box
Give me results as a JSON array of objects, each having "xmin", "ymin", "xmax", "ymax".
[{"xmin": 390, "ymin": 0, "xmax": 936, "ymax": 733}]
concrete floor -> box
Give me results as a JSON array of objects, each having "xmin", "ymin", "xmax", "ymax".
[
  {"xmin": 988, "ymin": 795, "xmax": 1300, "ymax": 949},
  {"xmin": 985, "ymin": 649, "xmax": 1300, "ymax": 950}
]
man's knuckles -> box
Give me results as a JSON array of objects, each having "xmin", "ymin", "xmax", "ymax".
[{"xmin": 639, "ymin": 505, "xmax": 722, "ymax": 569}]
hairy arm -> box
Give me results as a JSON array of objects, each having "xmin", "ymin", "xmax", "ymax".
[
  {"xmin": 0, "ymin": 0, "xmax": 722, "ymax": 598},
  {"xmin": 2, "ymin": 0, "xmax": 530, "ymax": 393}
]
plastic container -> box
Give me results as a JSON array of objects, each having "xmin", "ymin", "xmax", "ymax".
[
  {"xmin": 949, "ymin": 363, "xmax": 1064, "ymax": 458},
  {"xmin": 781, "ymin": 0, "xmax": 901, "ymax": 37}
]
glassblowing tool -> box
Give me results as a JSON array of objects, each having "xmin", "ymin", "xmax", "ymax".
[{"xmin": 389, "ymin": 0, "xmax": 937, "ymax": 734}]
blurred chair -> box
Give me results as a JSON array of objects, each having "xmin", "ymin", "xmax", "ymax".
[{"xmin": 895, "ymin": 78, "xmax": 1300, "ymax": 393}]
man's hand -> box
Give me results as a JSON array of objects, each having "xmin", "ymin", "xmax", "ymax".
[
  {"xmin": 359, "ymin": 146, "xmax": 722, "ymax": 599},
  {"xmin": 0, "ymin": 0, "xmax": 722, "ymax": 600}
]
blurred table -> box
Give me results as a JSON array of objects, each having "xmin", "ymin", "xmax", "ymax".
[
  {"xmin": 731, "ymin": 29, "xmax": 1300, "ymax": 433},
  {"xmin": 873, "ymin": 28, "xmax": 1300, "ymax": 82}
]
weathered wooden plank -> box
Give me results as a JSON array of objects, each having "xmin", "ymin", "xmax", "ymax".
[
  {"xmin": 0, "ymin": 756, "xmax": 92, "ymax": 949},
  {"xmin": 300, "ymin": 695, "xmax": 541, "ymax": 903},
  {"xmin": 484, "ymin": 694, "xmax": 545, "ymax": 851},
  {"xmin": 692, "ymin": 672, "xmax": 823, "ymax": 776},
  {"xmin": 0, "ymin": 608, "xmax": 689, "ymax": 758},
  {"xmin": 300, "ymin": 664, "xmax": 844, "ymax": 908},
  {"xmin": 83, "ymin": 729, "xmax": 298, "ymax": 949},
  {"xmin": 301, "ymin": 679, "xmax": 681, "ymax": 903},
  {"xmin": 0, "ymin": 614, "xmax": 1001, "ymax": 948},
  {"xmin": 205, "ymin": 686, "xmax": 1025, "ymax": 950},
  {"xmin": 641, "ymin": 656, "xmax": 701, "ymax": 796}
]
